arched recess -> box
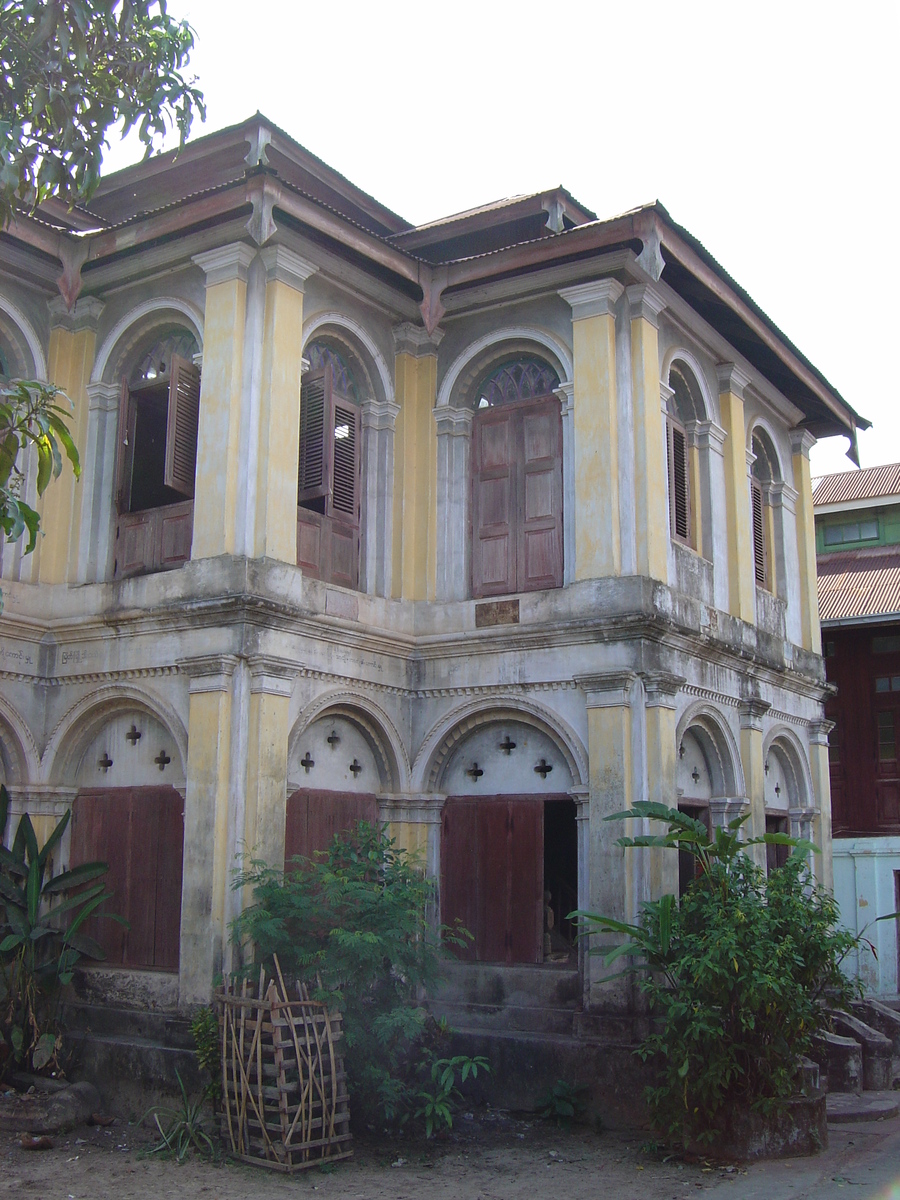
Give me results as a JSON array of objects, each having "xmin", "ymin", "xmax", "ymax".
[
  {"xmin": 48, "ymin": 688, "xmax": 187, "ymax": 973},
  {"xmin": 0, "ymin": 697, "xmax": 41, "ymax": 787},
  {"xmin": 296, "ymin": 317, "xmax": 393, "ymax": 595},
  {"xmin": 285, "ymin": 695, "xmax": 406, "ymax": 867},
  {"xmin": 662, "ymin": 354, "xmax": 713, "ymax": 557},
  {"xmin": 0, "ymin": 297, "xmax": 47, "ymax": 380},
  {"xmin": 421, "ymin": 699, "xmax": 585, "ymax": 966},
  {"xmin": 749, "ymin": 421, "xmax": 789, "ymax": 601},
  {"xmin": 762, "ymin": 727, "xmax": 814, "ymax": 869},
  {"xmin": 675, "ymin": 704, "xmax": 744, "ymax": 802},
  {"xmin": 434, "ymin": 328, "xmax": 573, "ymax": 601},
  {"xmin": 80, "ymin": 298, "xmax": 204, "ymax": 584}
]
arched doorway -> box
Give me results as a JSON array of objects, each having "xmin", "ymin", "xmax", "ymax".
[
  {"xmin": 438, "ymin": 719, "xmax": 576, "ymax": 964},
  {"xmin": 68, "ymin": 709, "xmax": 185, "ymax": 970}
]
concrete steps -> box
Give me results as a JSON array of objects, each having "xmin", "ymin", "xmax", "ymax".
[{"xmin": 428, "ymin": 960, "xmax": 582, "ymax": 1038}]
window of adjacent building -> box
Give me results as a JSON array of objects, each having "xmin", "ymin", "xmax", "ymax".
[
  {"xmin": 297, "ymin": 341, "xmax": 361, "ymax": 590},
  {"xmin": 823, "ymin": 518, "xmax": 879, "ymax": 546},
  {"xmin": 114, "ymin": 330, "xmax": 200, "ymax": 579},
  {"xmin": 877, "ymin": 710, "xmax": 897, "ymax": 762},
  {"xmin": 470, "ymin": 356, "xmax": 562, "ymax": 598},
  {"xmin": 873, "ymin": 635, "xmax": 900, "ymax": 655}
]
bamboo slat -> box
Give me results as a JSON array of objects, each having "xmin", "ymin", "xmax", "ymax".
[{"xmin": 216, "ymin": 955, "xmax": 352, "ymax": 1172}]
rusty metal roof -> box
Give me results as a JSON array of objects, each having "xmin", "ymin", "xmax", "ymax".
[
  {"xmin": 818, "ymin": 551, "xmax": 900, "ymax": 623},
  {"xmin": 813, "ymin": 463, "xmax": 900, "ymax": 507}
]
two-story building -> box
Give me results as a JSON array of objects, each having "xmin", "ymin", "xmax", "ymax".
[{"xmin": 0, "ymin": 116, "xmax": 864, "ymax": 1060}]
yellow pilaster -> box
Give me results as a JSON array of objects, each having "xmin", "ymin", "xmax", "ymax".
[
  {"xmin": 627, "ymin": 285, "xmax": 668, "ymax": 581},
  {"xmin": 243, "ymin": 658, "xmax": 293, "ymax": 872},
  {"xmin": 808, "ymin": 720, "xmax": 834, "ymax": 889},
  {"xmin": 643, "ymin": 674, "xmax": 684, "ymax": 900},
  {"xmin": 790, "ymin": 429, "xmax": 822, "ymax": 653},
  {"xmin": 35, "ymin": 298, "xmax": 103, "ymax": 583},
  {"xmin": 580, "ymin": 673, "xmax": 636, "ymax": 1011},
  {"xmin": 190, "ymin": 244, "xmax": 254, "ymax": 559},
  {"xmin": 180, "ymin": 656, "xmax": 237, "ymax": 1005},
  {"xmin": 559, "ymin": 281, "xmax": 623, "ymax": 579},
  {"xmin": 253, "ymin": 248, "xmax": 315, "ymax": 562},
  {"xmin": 739, "ymin": 699, "xmax": 769, "ymax": 869},
  {"xmin": 391, "ymin": 324, "xmax": 441, "ymax": 600},
  {"xmin": 717, "ymin": 364, "xmax": 755, "ymax": 622}
]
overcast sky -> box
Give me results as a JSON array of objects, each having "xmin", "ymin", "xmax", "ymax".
[{"xmin": 104, "ymin": 0, "xmax": 898, "ymax": 480}]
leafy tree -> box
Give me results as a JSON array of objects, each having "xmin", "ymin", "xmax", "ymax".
[
  {"xmin": 0, "ymin": 0, "xmax": 205, "ymax": 225},
  {"xmin": 574, "ymin": 803, "xmax": 862, "ymax": 1147},
  {"xmin": 234, "ymin": 822, "xmax": 472, "ymax": 1129},
  {"xmin": 0, "ymin": 377, "xmax": 80, "ymax": 555}
]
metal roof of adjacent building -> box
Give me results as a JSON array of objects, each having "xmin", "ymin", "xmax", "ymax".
[
  {"xmin": 818, "ymin": 548, "xmax": 900, "ymax": 623},
  {"xmin": 813, "ymin": 463, "xmax": 900, "ymax": 508}
]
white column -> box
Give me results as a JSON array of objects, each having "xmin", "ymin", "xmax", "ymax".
[
  {"xmin": 434, "ymin": 404, "xmax": 473, "ymax": 601},
  {"xmin": 361, "ymin": 399, "xmax": 400, "ymax": 598}
]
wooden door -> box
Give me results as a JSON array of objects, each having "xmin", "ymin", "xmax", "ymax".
[
  {"xmin": 284, "ymin": 789, "xmax": 378, "ymax": 867},
  {"xmin": 69, "ymin": 786, "xmax": 184, "ymax": 971},
  {"xmin": 441, "ymin": 796, "xmax": 543, "ymax": 964},
  {"xmin": 518, "ymin": 398, "xmax": 563, "ymax": 591}
]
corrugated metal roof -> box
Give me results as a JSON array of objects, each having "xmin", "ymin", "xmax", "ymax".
[
  {"xmin": 818, "ymin": 562, "xmax": 900, "ymax": 622},
  {"xmin": 813, "ymin": 463, "xmax": 900, "ymax": 507}
]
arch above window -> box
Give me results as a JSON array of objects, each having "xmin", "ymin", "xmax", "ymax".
[
  {"xmin": 474, "ymin": 356, "xmax": 560, "ymax": 409},
  {"xmin": 129, "ymin": 329, "xmax": 199, "ymax": 387},
  {"xmin": 750, "ymin": 427, "xmax": 782, "ymax": 590},
  {"xmin": 666, "ymin": 360, "xmax": 706, "ymax": 548}
]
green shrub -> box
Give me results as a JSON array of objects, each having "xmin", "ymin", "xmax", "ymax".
[
  {"xmin": 574, "ymin": 803, "xmax": 862, "ymax": 1147},
  {"xmin": 232, "ymin": 821, "xmax": 469, "ymax": 1128}
]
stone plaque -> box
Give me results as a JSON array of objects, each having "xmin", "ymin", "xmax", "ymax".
[{"xmin": 475, "ymin": 599, "xmax": 520, "ymax": 628}]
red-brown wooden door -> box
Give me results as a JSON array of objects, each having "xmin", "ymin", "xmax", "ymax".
[
  {"xmin": 440, "ymin": 796, "xmax": 544, "ymax": 964},
  {"xmin": 69, "ymin": 786, "xmax": 184, "ymax": 971},
  {"xmin": 284, "ymin": 789, "xmax": 378, "ymax": 867},
  {"xmin": 471, "ymin": 395, "xmax": 562, "ymax": 598}
]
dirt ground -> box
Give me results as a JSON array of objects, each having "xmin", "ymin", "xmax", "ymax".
[
  {"xmin": 3, "ymin": 1103, "xmax": 900, "ymax": 1200},
  {"xmin": 0, "ymin": 1104, "xmax": 748, "ymax": 1200}
]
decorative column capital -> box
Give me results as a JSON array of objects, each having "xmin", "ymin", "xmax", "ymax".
[
  {"xmin": 259, "ymin": 245, "xmax": 317, "ymax": 290},
  {"xmin": 690, "ymin": 419, "xmax": 727, "ymax": 454},
  {"xmin": 807, "ymin": 718, "xmax": 835, "ymax": 747},
  {"xmin": 48, "ymin": 294, "xmax": 105, "ymax": 332},
  {"xmin": 625, "ymin": 283, "xmax": 666, "ymax": 327},
  {"xmin": 181, "ymin": 654, "xmax": 240, "ymax": 693},
  {"xmin": 85, "ymin": 381, "xmax": 120, "ymax": 412},
  {"xmin": 192, "ymin": 243, "xmax": 257, "ymax": 286},
  {"xmin": 553, "ymin": 381, "xmax": 574, "ymax": 416},
  {"xmin": 393, "ymin": 322, "xmax": 443, "ymax": 357},
  {"xmin": 789, "ymin": 428, "xmax": 817, "ymax": 458},
  {"xmin": 716, "ymin": 362, "xmax": 752, "ymax": 399},
  {"xmin": 659, "ymin": 380, "xmax": 675, "ymax": 413},
  {"xmin": 361, "ymin": 399, "xmax": 401, "ymax": 431},
  {"xmin": 642, "ymin": 671, "xmax": 685, "ymax": 708},
  {"xmin": 247, "ymin": 654, "xmax": 297, "ymax": 697},
  {"xmin": 434, "ymin": 403, "xmax": 474, "ymax": 437},
  {"xmin": 739, "ymin": 698, "xmax": 771, "ymax": 730},
  {"xmin": 558, "ymin": 278, "xmax": 624, "ymax": 320},
  {"xmin": 577, "ymin": 671, "xmax": 637, "ymax": 708}
]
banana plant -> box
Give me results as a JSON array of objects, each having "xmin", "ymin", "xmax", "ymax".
[{"xmin": 0, "ymin": 784, "xmax": 124, "ymax": 1077}]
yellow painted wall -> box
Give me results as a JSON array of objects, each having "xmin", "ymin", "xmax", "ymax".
[
  {"xmin": 254, "ymin": 279, "xmax": 304, "ymax": 562},
  {"xmin": 644, "ymin": 703, "xmax": 678, "ymax": 899},
  {"xmin": 391, "ymin": 350, "xmax": 437, "ymax": 600},
  {"xmin": 244, "ymin": 690, "xmax": 289, "ymax": 870},
  {"xmin": 572, "ymin": 313, "xmax": 620, "ymax": 578},
  {"xmin": 192, "ymin": 275, "xmax": 247, "ymax": 559},
  {"xmin": 792, "ymin": 445, "xmax": 822, "ymax": 654},
  {"xmin": 35, "ymin": 324, "xmax": 95, "ymax": 583},
  {"xmin": 719, "ymin": 389, "xmax": 755, "ymax": 621},
  {"xmin": 587, "ymin": 703, "xmax": 634, "ymax": 922},
  {"xmin": 630, "ymin": 311, "xmax": 668, "ymax": 581},
  {"xmin": 740, "ymin": 723, "xmax": 767, "ymax": 869}
]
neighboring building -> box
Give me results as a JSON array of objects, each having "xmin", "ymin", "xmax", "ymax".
[
  {"xmin": 816, "ymin": 465, "xmax": 900, "ymax": 995},
  {"xmin": 0, "ymin": 116, "xmax": 863, "ymax": 1058}
]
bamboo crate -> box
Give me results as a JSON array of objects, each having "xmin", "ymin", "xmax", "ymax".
[{"xmin": 216, "ymin": 957, "xmax": 352, "ymax": 1172}]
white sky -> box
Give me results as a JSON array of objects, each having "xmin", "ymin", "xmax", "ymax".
[{"xmin": 104, "ymin": 0, "xmax": 899, "ymax": 480}]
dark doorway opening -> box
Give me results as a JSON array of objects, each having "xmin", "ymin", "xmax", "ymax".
[{"xmin": 543, "ymin": 798, "xmax": 577, "ymax": 958}]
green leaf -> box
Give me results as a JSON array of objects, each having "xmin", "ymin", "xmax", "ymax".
[{"xmin": 43, "ymin": 860, "xmax": 109, "ymax": 892}]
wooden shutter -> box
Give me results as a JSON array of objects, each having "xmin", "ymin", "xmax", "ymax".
[
  {"xmin": 163, "ymin": 355, "xmax": 201, "ymax": 497},
  {"xmin": 667, "ymin": 418, "xmax": 691, "ymax": 543},
  {"xmin": 327, "ymin": 396, "xmax": 360, "ymax": 525},
  {"xmin": 518, "ymin": 397, "xmax": 563, "ymax": 591},
  {"xmin": 115, "ymin": 376, "xmax": 136, "ymax": 514},
  {"xmin": 471, "ymin": 407, "xmax": 516, "ymax": 597},
  {"xmin": 284, "ymin": 789, "xmax": 378, "ymax": 867},
  {"xmin": 751, "ymin": 478, "xmax": 767, "ymax": 586},
  {"xmin": 299, "ymin": 366, "xmax": 330, "ymax": 504}
]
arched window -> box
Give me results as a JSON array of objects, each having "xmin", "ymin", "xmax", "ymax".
[
  {"xmin": 114, "ymin": 328, "xmax": 200, "ymax": 578},
  {"xmin": 298, "ymin": 340, "xmax": 361, "ymax": 589},
  {"xmin": 470, "ymin": 356, "xmax": 562, "ymax": 598},
  {"xmin": 666, "ymin": 363, "xmax": 704, "ymax": 549},
  {"xmin": 750, "ymin": 429, "xmax": 780, "ymax": 591}
]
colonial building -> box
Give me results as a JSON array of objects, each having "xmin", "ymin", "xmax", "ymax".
[
  {"xmin": 816, "ymin": 465, "xmax": 900, "ymax": 995},
  {"xmin": 0, "ymin": 116, "xmax": 863, "ymax": 1044}
]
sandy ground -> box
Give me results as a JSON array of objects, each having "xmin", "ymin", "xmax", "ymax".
[{"xmin": 3, "ymin": 1106, "xmax": 900, "ymax": 1200}]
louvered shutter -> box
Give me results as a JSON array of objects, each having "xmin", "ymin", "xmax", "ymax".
[
  {"xmin": 163, "ymin": 355, "xmax": 200, "ymax": 497},
  {"xmin": 115, "ymin": 376, "xmax": 135, "ymax": 514},
  {"xmin": 667, "ymin": 419, "xmax": 691, "ymax": 543},
  {"xmin": 326, "ymin": 395, "xmax": 360, "ymax": 525},
  {"xmin": 298, "ymin": 366, "xmax": 330, "ymax": 504},
  {"xmin": 472, "ymin": 406, "xmax": 516, "ymax": 597},
  {"xmin": 751, "ymin": 478, "xmax": 767, "ymax": 586}
]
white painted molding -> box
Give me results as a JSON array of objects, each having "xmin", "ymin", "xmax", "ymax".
[
  {"xmin": 436, "ymin": 326, "xmax": 574, "ymax": 410},
  {"xmin": 192, "ymin": 242, "xmax": 256, "ymax": 287},
  {"xmin": 691, "ymin": 419, "xmax": 727, "ymax": 453},
  {"xmin": 789, "ymin": 428, "xmax": 817, "ymax": 458},
  {"xmin": 91, "ymin": 296, "xmax": 205, "ymax": 383},
  {"xmin": 302, "ymin": 311, "xmax": 394, "ymax": 409},
  {"xmin": 433, "ymin": 403, "xmax": 474, "ymax": 436},
  {"xmin": 393, "ymin": 322, "xmax": 444, "ymax": 356},
  {"xmin": 660, "ymin": 345, "xmax": 717, "ymax": 422},
  {"xmin": 558, "ymin": 278, "xmax": 624, "ymax": 320},
  {"xmin": 553, "ymin": 381, "xmax": 574, "ymax": 416},
  {"xmin": 85, "ymin": 381, "xmax": 119, "ymax": 412},
  {"xmin": 0, "ymin": 296, "xmax": 47, "ymax": 379},
  {"xmin": 259, "ymin": 245, "xmax": 317, "ymax": 290},
  {"xmin": 716, "ymin": 362, "xmax": 752, "ymax": 399},
  {"xmin": 625, "ymin": 283, "xmax": 666, "ymax": 327},
  {"xmin": 48, "ymin": 295, "xmax": 104, "ymax": 333},
  {"xmin": 577, "ymin": 671, "xmax": 637, "ymax": 709}
]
